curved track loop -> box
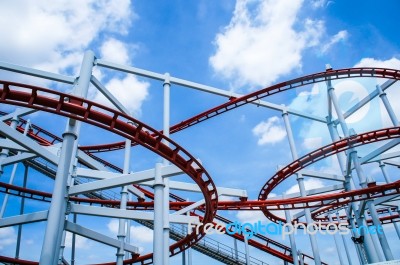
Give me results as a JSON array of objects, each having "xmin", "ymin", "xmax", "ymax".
[
  {"xmin": 0, "ymin": 80, "xmax": 219, "ymax": 264},
  {"xmin": 258, "ymin": 126, "xmax": 400, "ymax": 223},
  {"xmin": 0, "ymin": 115, "xmax": 326, "ymax": 264},
  {"xmin": 311, "ymin": 204, "xmax": 400, "ymax": 225},
  {"xmin": 80, "ymin": 67, "xmax": 400, "ymax": 153}
]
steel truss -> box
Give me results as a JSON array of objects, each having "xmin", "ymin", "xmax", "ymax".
[{"xmin": 0, "ymin": 51, "xmax": 399, "ymax": 265}]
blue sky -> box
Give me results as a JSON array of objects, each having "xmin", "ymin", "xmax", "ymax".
[{"xmin": 0, "ymin": 0, "xmax": 400, "ymax": 264}]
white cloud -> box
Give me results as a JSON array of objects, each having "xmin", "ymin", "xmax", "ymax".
[
  {"xmin": 100, "ymin": 38, "xmax": 131, "ymax": 65},
  {"xmin": 130, "ymin": 225, "xmax": 153, "ymax": 243},
  {"xmin": 107, "ymin": 219, "xmax": 153, "ymax": 244},
  {"xmin": 302, "ymin": 137, "xmax": 322, "ymax": 150},
  {"xmin": 93, "ymin": 74, "xmax": 149, "ymax": 116},
  {"xmin": 65, "ymin": 232, "xmax": 91, "ymax": 250},
  {"xmin": 236, "ymin": 211, "xmax": 267, "ymax": 224},
  {"xmin": 0, "ymin": 0, "xmax": 133, "ymax": 74},
  {"xmin": 209, "ymin": 0, "xmax": 325, "ymax": 89},
  {"xmin": 311, "ymin": 0, "xmax": 333, "ymax": 9},
  {"xmin": 107, "ymin": 218, "xmax": 119, "ymax": 234},
  {"xmin": 285, "ymin": 178, "xmax": 324, "ymax": 195},
  {"xmin": 354, "ymin": 57, "xmax": 400, "ymax": 70},
  {"xmin": 0, "ymin": 227, "xmax": 16, "ymax": 250},
  {"xmin": 289, "ymin": 57, "xmax": 400, "ymax": 156},
  {"xmin": 252, "ymin": 116, "xmax": 287, "ymax": 145},
  {"xmin": 321, "ymin": 30, "xmax": 348, "ymax": 54}
]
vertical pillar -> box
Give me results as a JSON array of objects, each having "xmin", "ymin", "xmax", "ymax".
[
  {"xmin": 352, "ymin": 152, "xmax": 393, "ymax": 261},
  {"xmin": 71, "ymin": 214, "xmax": 77, "ymax": 265},
  {"xmin": 234, "ymin": 238, "xmax": 238, "ymax": 260},
  {"xmin": 327, "ymin": 214, "xmax": 345, "ymax": 265},
  {"xmin": 163, "ymin": 73, "xmax": 171, "ymax": 264},
  {"xmin": 326, "ymin": 78, "xmax": 380, "ymax": 264},
  {"xmin": 388, "ymin": 208, "xmax": 400, "ymax": 239},
  {"xmin": 125, "ymin": 192, "xmax": 133, "ymax": 260},
  {"xmin": 327, "ymin": 118, "xmax": 364, "ymax": 264},
  {"xmin": 298, "ymin": 250, "xmax": 304, "ymax": 265},
  {"xmin": 0, "ymin": 111, "xmax": 19, "ymax": 175},
  {"xmin": 379, "ymin": 162, "xmax": 400, "ymax": 238},
  {"xmin": 15, "ymin": 164, "xmax": 28, "ymax": 259},
  {"xmin": 335, "ymin": 212, "xmax": 353, "ymax": 265},
  {"xmin": 153, "ymin": 163, "xmax": 164, "ymax": 265},
  {"xmin": 187, "ymin": 211, "xmax": 192, "ymax": 265},
  {"xmin": 377, "ymin": 84, "xmax": 399, "ymax": 126},
  {"xmin": 116, "ymin": 137, "xmax": 132, "ymax": 265},
  {"xmin": 282, "ymin": 110, "xmax": 321, "ymax": 265},
  {"xmin": 0, "ymin": 119, "xmax": 30, "ymax": 218},
  {"xmin": 39, "ymin": 50, "xmax": 94, "ymax": 265},
  {"xmin": 284, "ymin": 204, "xmax": 299, "ymax": 265},
  {"xmin": 243, "ymin": 231, "xmax": 250, "ymax": 265},
  {"xmin": 182, "ymin": 247, "xmax": 186, "ymax": 265}
]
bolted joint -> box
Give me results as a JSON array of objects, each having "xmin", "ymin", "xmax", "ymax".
[
  {"xmin": 153, "ymin": 182, "xmax": 165, "ymax": 188},
  {"xmin": 62, "ymin": 131, "xmax": 78, "ymax": 140},
  {"xmin": 163, "ymin": 73, "xmax": 171, "ymax": 85}
]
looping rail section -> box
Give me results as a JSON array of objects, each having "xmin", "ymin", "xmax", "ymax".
[
  {"xmin": 0, "ymin": 80, "xmax": 219, "ymax": 264},
  {"xmin": 80, "ymin": 67, "xmax": 400, "ymax": 153}
]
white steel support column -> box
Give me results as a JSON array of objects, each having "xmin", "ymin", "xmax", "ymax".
[
  {"xmin": 388, "ymin": 208, "xmax": 400, "ymax": 239},
  {"xmin": 39, "ymin": 51, "xmax": 94, "ymax": 265},
  {"xmin": 335, "ymin": 212, "xmax": 353, "ymax": 265},
  {"xmin": 327, "ymin": 214, "xmax": 345, "ymax": 265},
  {"xmin": 153, "ymin": 162, "xmax": 164, "ymax": 265},
  {"xmin": 298, "ymin": 250, "xmax": 304, "ymax": 265},
  {"xmin": 0, "ymin": 120, "xmax": 30, "ymax": 218},
  {"xmin": 125, "ymin": 192, "xmax": 133, "ymax": 260},
  {"xmin": 15, "ymin": 164, "xmax": 28, "ymax": 259},
  {"xmin": 284, "ymin": 204, "xmax": 299, "ymax": 265},
  {"xmin": 282, "ymin": 110, "xmax": 322, "ymax": 265},
  {"xmin": 0, "ymin": 112, "xmax": 19, "ymax": 175},
  {"xmin": 352, "ymin": 151, "xmax": 394, "ymax": 261},
  {"xmin": 327, "ymin": 118, "xmax": 364, "ymax": 264},
  {"xmin": 326, "ymin": 78, "xmax": 379, "ymax": 264},
  {"xmin": 377, "ymin": 84, "xmax": 399, "ymax": 126},
  {"xmin": 71, "ymin": 214, "xmax": 77, "ymax": 265},
  {"xmin": 234, "ymin": 238, "xmax": 238, "ymax": 260},
  {"xmin": 116, "ymin": 137, "xmax": 131, "ymax": 265},
  {"xmin": 163, "ymin": 73, "xmax": 171, "ymax": 264},
  {"xmin": 380, "ymin": 161, "xmax": 400, "ymax": 239},
  {"xmin": 187, "ymin": 212, "xmax": 192, "ymax": 265},
  {"xmin": 243, "ymin": 232, "xmax": 250, "ymax": 265}
]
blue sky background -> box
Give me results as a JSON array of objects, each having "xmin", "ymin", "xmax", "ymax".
[{"xmin": 0, "ymin": 0, "xmax": 400, "ymax": 264}]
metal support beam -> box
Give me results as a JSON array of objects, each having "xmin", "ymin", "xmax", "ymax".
[
  {"xmin": 39, "ymin": 50, "xmax": 94, "ymax": 265},
  {"xmin": 0, "ymin": 211, "xmax": 48, "ymax": 228},
  {"xmin": 282, "ymin": 110, "xmax": 321, "ymax": 265},
  {"xmin": 70, "ymin": 164, "xmax": 183, "ymax": 195},
  {"xmin": 0, "ymin": 121, "xmax": 58, "ymax": 164},
  {"xmin": 15, "ymin": 164, "xmax": 28, "ymax": 259},
  {"xmin": 335, "ymin": 212, "xmax": 353, "ymax": 265},
  {"xmin": 0, "ymin": 121, "xmax": 30, "ymax": 218},
  {"xmin": 116, "ymin": 138, "xmax": 131, "ymax": 265},
  {"xmin": 0, "ymin": 61, "xmax": 75, "ymax": 84},
  {"xmin": 300, "ymin": 169, "xmax": 344, "ymax": 182},
  {"xmin": 139, "ymin": 180, "xmax": 248, "ymax": 197},
  {"xmin": 96, "ymin": 59, "xmax": 327, "ymax": 123},
  {"xmin": 153, "ymin": 163, "xmax": 164, "ymax": 265},
  {"xmin": 65, "ymin": 221, "xmax": 139, "ymax": 254},
  {"xmin": 284, "ymin": 205, "xmax": 299, "ymax": 265},
  {"xmin": 70, "ymin": 204, "xmax": 199, "ymax": 224},
  {"xmin": 91, "ymin": 76, "xmax": 131, "ymax": 115},
  {"xmin": 0, "ymin": 108, "xmax": 38, "ymax": 122},
  {"xmin": 359, "ymin": 139, "xmax": 400, "ymax": 164},
  {"xmin": 0, "ymin": 139, "xmax": 28, "ymax": 152},
  {"xmin": 328, "ymin": 214, "xmax": 345, "ymax": 265}
]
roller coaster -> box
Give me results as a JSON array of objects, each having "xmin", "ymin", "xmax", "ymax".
[{"xmin": 0, "ymin": 51, "xmax": 399, "ymax": 265}]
